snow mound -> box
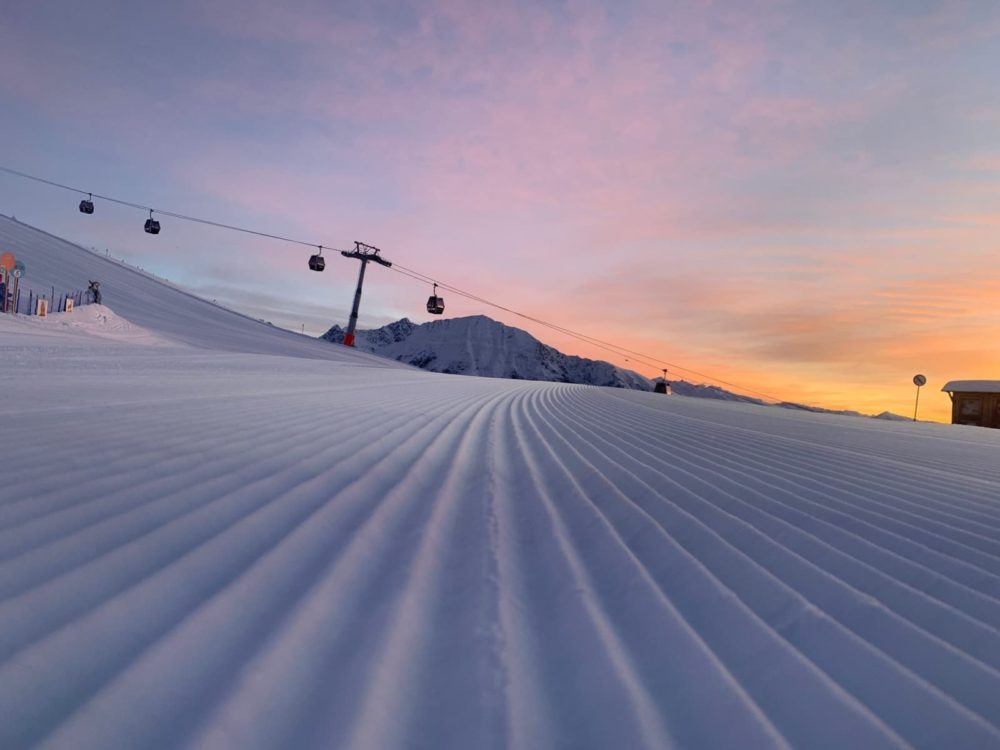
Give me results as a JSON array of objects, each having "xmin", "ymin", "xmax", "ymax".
[{"xmin": 0, "ymin": 304, "xmax": 177, "ymax": 347}]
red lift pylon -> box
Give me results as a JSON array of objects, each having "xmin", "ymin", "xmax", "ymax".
[{"xmin": 340, "ymin": 241, "xmax": 392, "ymax": 347}]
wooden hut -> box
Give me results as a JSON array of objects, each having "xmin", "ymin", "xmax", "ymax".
[{"xmin": 941, "ymin": 381, "xmax": 1000, "ymax": 428}]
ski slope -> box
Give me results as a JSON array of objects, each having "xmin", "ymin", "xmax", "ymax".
[
  {"xmin": 3, "ymin": 217, "xmax": 1000, "ymax": 749},
  {"xmin": 0, "ymin": 215, "xmax": 399, "ymax": 365}
]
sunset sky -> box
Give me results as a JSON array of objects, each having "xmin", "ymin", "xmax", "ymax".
[{"xmin": 2, "ymin": 0, "xmax": 999, "ymax": 421}]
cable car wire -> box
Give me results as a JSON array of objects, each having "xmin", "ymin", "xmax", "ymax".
[
  {"xmin": 0, "ymin": 165, "xmax": 330, "ymax": 249},
  {"xmin": 387, "ymin": 263, "xmax": 783, "ymax": 402},
  {"xmin": 0, "ymin": 163, "xmax": 786, "ymax": 402}
]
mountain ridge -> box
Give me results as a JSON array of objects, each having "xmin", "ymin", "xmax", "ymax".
[
  {"xmin": 323, "ymin": 314, "xmax": 658, "ymax": 390},
  {"xmin": 322, "ymin": 314, "xmax": 909, "ymax": 420}
]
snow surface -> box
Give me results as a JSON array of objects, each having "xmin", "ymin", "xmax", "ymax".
[
  {"xmin": 0, "ymin": 215, "xmax": 404, "ymax": 367},
  {"xmin": 943, "ymin": 381, "xmax": 1000, "ymax": 394},
  {"xmin": 0, "ymin": 304, "xmax": 177, "ymax": 347},
  {"xmin": 3, "ymin": 217, "xmax": 1000, "ymax": 749}
]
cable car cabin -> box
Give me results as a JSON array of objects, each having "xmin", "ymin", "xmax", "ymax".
[
  {"xmin": 653, "ymin": 369, "xmax": 671, "ymax": 395},
  {"xmin": 426, "ymin": 295, "xmax": 445, "ymax": 315},
  {"xmin": 144, "ymin": 218, "xmax": 161, "ymax": 235},
  {"xmin": 308, "ymin": 254, "xmax": 325, "ymax": 272},
  {"xmin": 942, "ymin": 381, "xmax": 1000, "ymax": 429},
  {"xmin": 79, "ymin": 199, "xmax": 94, "ymax": 214}
]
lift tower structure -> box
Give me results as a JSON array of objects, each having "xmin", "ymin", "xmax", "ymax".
[{"xmin": 340, "ymin": 241, "xmax": 392, "ymax": 347}]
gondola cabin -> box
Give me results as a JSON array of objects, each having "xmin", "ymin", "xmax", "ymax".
[
  {"xmin": 941, "ymin": 381, "xmax": 1000, "ymax": 428},
  {"xmin": 144, "ymin": 218, "xmax": 161, "ymax": 235},
  {"xmin": 426, "ymin": 283, "xmax": 444, "ymax": 315},
  {"xmin": 79, "ymin": 198, "xmax": 94, "ymax": 214},
  {"xmin": 653, "ymin": 369, "xmax": 671, "ymax": 395},
  {"xmin": 308, "ymin": 254, "xmax": 325, "ymax": 272}
]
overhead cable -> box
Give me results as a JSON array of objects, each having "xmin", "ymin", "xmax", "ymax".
[{"xmin": 0, "ymin": 164, "xmax": 784, "ymax": 402}]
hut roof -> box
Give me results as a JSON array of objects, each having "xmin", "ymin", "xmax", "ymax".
[{"xmin": 941, "ymin": 380, "xmax": 1000, "ymax": 393}]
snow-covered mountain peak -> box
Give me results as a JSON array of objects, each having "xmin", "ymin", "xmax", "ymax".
[
  {"xmin": 320, "ymin": 314, "xmax": 910, "ymax": 419},
  {"xmin": 322, "ymin": 314, "xmax": 653, "ymax": 389}
]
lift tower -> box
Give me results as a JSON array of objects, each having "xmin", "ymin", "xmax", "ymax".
[{"xmin": 340, "ymin": 241, "xmax": 392, "ymax": 347}]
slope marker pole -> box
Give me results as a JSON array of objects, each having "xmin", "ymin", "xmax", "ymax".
[{"xmin": 912, "ymin": 374, "xmax": 926, "ymax": 422}]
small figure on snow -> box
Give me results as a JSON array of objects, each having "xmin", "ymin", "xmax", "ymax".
[{"xmin": 88, "ymin": 280, "xmax": 102, "ymax": 305}]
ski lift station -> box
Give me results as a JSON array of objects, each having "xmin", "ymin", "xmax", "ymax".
[{"xmin": 941, "ymin": 380, "xmax": 1000, "ymax": 428}]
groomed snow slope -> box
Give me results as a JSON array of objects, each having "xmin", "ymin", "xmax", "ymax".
[
  {"xmin": 3, "ymin": 220, "xmax": 1000, "ymax": 748},
  {"xmin": 0, "ymin": 215, "xmax": 402, "ymax": 367}
]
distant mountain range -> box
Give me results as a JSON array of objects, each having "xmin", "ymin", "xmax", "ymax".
[
  {"xmin": 322, "ymin": 315, "xmax": 653, "ymax": 389},
  {"xmin": 322, "ymin": 315, "xmax": 907, "ymax": 420}
]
